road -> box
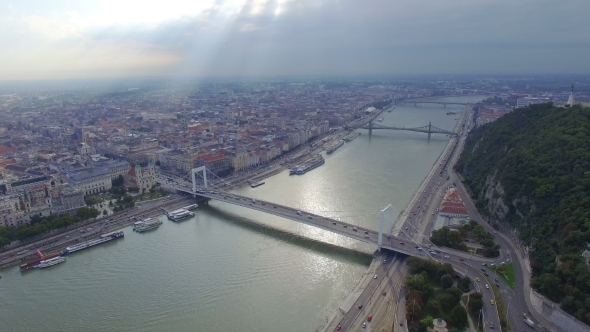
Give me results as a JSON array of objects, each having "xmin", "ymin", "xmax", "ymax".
[{"xmin": 0, "ymin": 196, "xmax": 196, "ymax": 269}]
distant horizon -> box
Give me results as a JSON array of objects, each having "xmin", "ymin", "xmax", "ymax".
[{"xmin": 2, "ymin": 1, "xmax": 589, "ymax": 80}]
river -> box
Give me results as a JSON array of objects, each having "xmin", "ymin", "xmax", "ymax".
[{"xmin": 0, "ymin": 95, "xmax": 487, "ymax": 332}]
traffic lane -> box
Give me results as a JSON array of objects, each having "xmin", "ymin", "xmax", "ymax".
[
  {"xmin": 336, "ymin": 264, "xmax": 390, "ymax": 331},
  {"xmin": 447, "ymin": 174, "xmax": 534, "ymax": 327}
]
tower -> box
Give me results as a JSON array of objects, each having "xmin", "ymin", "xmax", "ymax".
[{"xmin": 566, "ymin": 84, "xmax": 575, "ymax": 107}]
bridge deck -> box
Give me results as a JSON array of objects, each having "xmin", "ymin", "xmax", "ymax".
[{"xmin": 169, "ymin": 186, "xmax": 418, "ymax": 250}]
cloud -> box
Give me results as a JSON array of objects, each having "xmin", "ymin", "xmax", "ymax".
[{"xmin": 2, "ymin": 0, "xmax": 590, "ymax": 79}]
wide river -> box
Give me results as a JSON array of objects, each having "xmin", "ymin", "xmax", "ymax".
[{"xmin": 0, "ymin": 95, "xmax": 486, "ymax": 332}]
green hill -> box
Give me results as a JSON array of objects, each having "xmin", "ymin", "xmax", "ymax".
[{"xmin": 456, "ymin": 103, "xmax": 590, "ymax": 323}]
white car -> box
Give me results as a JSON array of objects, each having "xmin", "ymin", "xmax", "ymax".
[
  {"xmin": 485, "ymin": 284, "xmax": 490, "ymax": 289},
  {"xmin": 444, "ymin": 255, "xmax": 449, "ymax": 258},
  {"xmin": 373, "ymin": 275, "xmax": 378, "ymax": 279}
]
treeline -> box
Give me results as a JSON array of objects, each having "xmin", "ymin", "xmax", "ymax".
[
  {"xmin": 456, "ymin": 104, "xmax": 590, "ymax": 323},
  {"xmin": 405, "ymin": 257, "xmax": 470, "ymax": 332},
  {"xmin": 0, "ymin": 207, "xmax": 99, "ymax": 247},
  {"xmin": 430, "ymin": 222, "xmax": 500, "ymax": 257}
]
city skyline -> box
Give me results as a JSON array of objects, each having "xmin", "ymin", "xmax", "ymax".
[{"xmin": 1, "ymin": 0, "xmax": 590, "ymax": 80}]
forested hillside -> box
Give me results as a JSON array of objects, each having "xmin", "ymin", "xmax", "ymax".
[{"xmin": 456, "ymin": 103, "xmax": 590, "ymax": 323}]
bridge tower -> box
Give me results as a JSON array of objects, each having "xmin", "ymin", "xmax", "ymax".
[
  {"xmin": 378, "ymin": 204, "xmax": 394, "ymax": 250},
  {"xmin": 428, "ymin": 121, "xmax": 432, "ymax": 140},
  {"xmin": 368, "ymin": 121, "xmax": 373, "ymax": 135},
  {"xmin": 191, "ymin": 166, "xmax": 208, "ymax": 193}
]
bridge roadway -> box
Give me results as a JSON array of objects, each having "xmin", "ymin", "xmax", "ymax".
[
  {"xmin": 399, "ymin": 101, "xmax": 467, "ymax": 106},
  {"xmin": 168, "ymin": 186, "xmax": 497, "ymax": 264}
]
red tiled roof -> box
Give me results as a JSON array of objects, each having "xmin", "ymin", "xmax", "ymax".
[
  {"xmin": 439, "ymin": 205, "xmax": 469, "ymax": 216},
  {"xmin": 0, "ymin": 146, "xmax": 17, "ymax": 154}
]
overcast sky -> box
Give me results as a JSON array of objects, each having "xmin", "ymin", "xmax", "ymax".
[{"xmin": 1, "ymin": 0, "xmax": 589, "ymax": 80}]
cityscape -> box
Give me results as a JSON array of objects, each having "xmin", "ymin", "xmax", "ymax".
[{"xmin": 1, "ymin": 1, "xmax": 590, "ymax": 332}]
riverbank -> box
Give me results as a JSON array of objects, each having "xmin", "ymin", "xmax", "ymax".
[{"xmin": 0, "ymin": 196, "xmax": 199, "ymax": 269}]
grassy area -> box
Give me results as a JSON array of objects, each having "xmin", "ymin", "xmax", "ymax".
[
  {"xmin": 488, "ymin": 278, "xmax": 511, "ymax": 331},
  {"xmin": 487, "ymin": 263, "xmax": 516, "ymax": 289},
  {"xmin": 134, "ymin": 191, "xmax": 165, "ymax": 201},
  {"xmin": 463, "ymin": 295, "xmax": 484, "ymax": 332}
]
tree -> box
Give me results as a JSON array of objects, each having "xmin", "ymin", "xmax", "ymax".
[
  {"xmin": 426, "ymin": 298, "xmax": 441, "ymax": 315},
  {"xmin": 440, "ymin": 274, "xmax": 454, "ymax": 289},
  {"xmin": 103, "ymin": 209, "xmax": 108, "ymax": 216},
  {"xmin": 457, "ymin": 276, "xmax": 472, "ymax": 292},
  {"xmin": 406, "ymin": 300, "xmax": 422, "ymax": 322},
  {"xmin": 112, "ymin": 174, "xmax": 124, "ymax": 187},
  {"xmin": 448, "ymin": 305, "xmax": 468, "ymax": 328},
  {"xmin": 420, "ymin": 316, "xmax": 434, "ymax": 329},
  {"xmin": 0, "ymin": 236, "xmax": 10, "ymax": 248},
  {"xmin": 468, "ymin": 292, "xmax": 483, "ymax": 314}
]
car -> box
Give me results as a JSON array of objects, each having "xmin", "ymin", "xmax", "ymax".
[
  {"xmin": 481, "ymin": 268, "xmax": 486, "ymax": 272},
  {"xmin": 358, "ymin": 304, "xmax": 363, "ymax": 309},
  {"xmin": 343, "ymin": 225, "xmax": 347, "ymax": 228},
  {"xmin": 489, "ymin": 323, "xmax": 494, "ymax": 329},
  {"xmin": 485, "ymin": 284, "xmax": 490, "ymax": 289},
  {"xmin": 482, "ymin": 263, "xmax": 487, "ymax": 266},
  {"xmin": 362, "ymin": 322, "xmax": 367, "ymax": 328},
  {"xmin": 476, "ymin": 277, "xmax": 480, "ymax": 282},
  {"xmin": 444, "ymin": 255, "xmax": 449, "ymax": 258},
  {"xmin": 333, "ymin": 222, "xmax": 337, "ymax": 225},
  {"xmin": 382, "ymin": 291, "xmax": 387, "ymax": 296},
  {"xmin": 307, "ymin": 215, "xmax": 312, "ymax": 219},
  {"xmin": 459, "ymin": 258, "xmax": 465, "ymax": 262},
  {"xmin": 373, "ymin": 275, "xmax": 378, "ymax": 279},
  {"xmin": 522, "ymin": 313, "xmax": 527, "ymax": 318},
  {"xmin": 416, "ymin": 247, "xmax": 423, "ymax": 250},
  {"xmin": 490, "ymin": 299, "xmax": 495, "ymax": 305},
  {"xmin": 500, "ymin": 261, "xmax": 505, "ymax": 266},
  {"xmin": 495, "ymin": 283, "xmax": 500, "ymax": 288},
  {"xmin": 365, "ymin": 234, "xmax": 370, "ymax": 238},
  {"xmin": 490, "ymin": 263, "xmax": 495, "ymax": 266},
  {"xmin": 273, "ymin": 205, "xmax": 277, "ymax": 208},
  {"xmin": 337, "ymin": 325, "xmax": 342, "ymax": 331},
  {"xmin": 484, "ymin": 272, "xmax": 489, "ymax": 276},
  {"xmin": 367, "ymin": 315, "xmax": 373, "ymax": 322},
  {"xmin": 400, "ymin": 242, "xmax": 405, "ymax": 245}
]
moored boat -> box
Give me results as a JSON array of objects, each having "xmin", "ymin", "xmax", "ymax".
[
  {"xmin": 35, "ymin": 256, "xmax": 66, "ymax": 269},
  {"xmin": 60, "ymin": 231, "xmax": 124, "ymax": 256}
]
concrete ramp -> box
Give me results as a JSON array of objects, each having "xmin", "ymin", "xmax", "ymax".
[{"xmin": 339, "ymin": 291, "xmax": 363, "ymax": 314}]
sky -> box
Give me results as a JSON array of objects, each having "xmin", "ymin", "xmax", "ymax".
[{"xmin": 1, "ymin": 0, "xmax": 589, "ymax": 80}]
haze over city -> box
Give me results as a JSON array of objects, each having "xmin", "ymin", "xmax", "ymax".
[{"xmin": 2, "ymin": 0, "xmax": 590, "ymax": 80}]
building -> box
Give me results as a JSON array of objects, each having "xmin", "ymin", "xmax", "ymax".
[
  {"xmin": 50, "ymin": 184, "xmax": 85, "ymax": 215},
  {"xmin": 232, "ymin": 151, "xmax": 250, "ymax": 171},
  {"xmin": 438, "ymin": 187, "xmax": 470, "ymax": 218},
  {"xmin": 92, "ymin": 159, "xmax": 131, "ymax": 180},
  {"xmin": 125, "ymin": 162, "xmax": 157, "ymax": 193},
  {"xmin": 516, "ymin": 97, "xmax": 551, "ymax": 108},
  {"xmin": 62, "ymin": 166, "xmax": 112, "ymax": 196},
  {"xmin": 0, "ymin": 194, "xmax": 28, "ymax": 227},
  {"xmin": 194, "ymin": 153, "xmax": 231, "ymax": 175}
]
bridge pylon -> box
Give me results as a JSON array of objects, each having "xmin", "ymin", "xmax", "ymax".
[
  {"xmin": 368, "ymin": 121, "xmax": 373, "ymax": 135},
  {"xmin": 378, "ymin": 204, "xmax": 394, "ymax": 250},
  {"xmin": 191, "ymin": 166, "xmax": 208, "ymax": 194},
  {"xmin": 428, "ymin": 121, "xmax": 432, "ymax": 140}
]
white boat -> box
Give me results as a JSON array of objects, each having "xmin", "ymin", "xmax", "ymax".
[
  {"xmin": 167, "ymin": 208, "xmax": 195, "ymax": 222},
  {"xmin": 35, "ymin": 256, "xmax": 66, "ymax": 269},
  {"xmin": 134, "ymin": 218, "xmax": 163, "ymax": 233}
]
